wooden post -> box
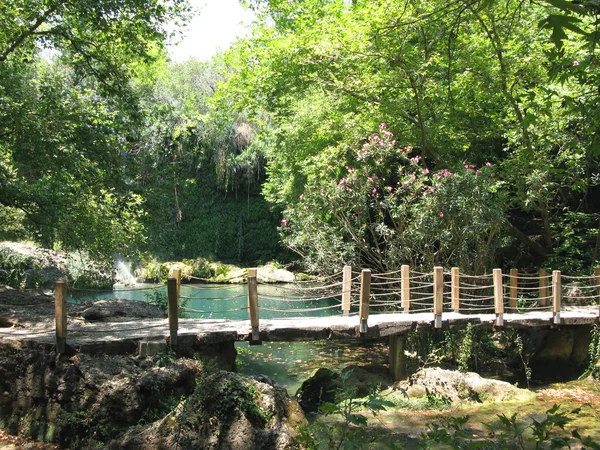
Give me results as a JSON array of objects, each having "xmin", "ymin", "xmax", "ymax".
[
  {"xmin": 510, "ymin": 268, "xmax": 518, "ymax": 309},
  {"xmin": 167, "ymin": 277, "xmax": 178, "ymax": 346},
  {"xmin": 433, "ymin": 267, "xmax": 443, "ymax": 329},
  {"xmin": 173, "ymin": 268, "xmax": 182, "ymax": 298},
  {"xmin": 401, "ymin": 265, "xmax": 410, "ymax": 313},
  {"xmin": 389, "ymin": 334, "xmax": 408, "ymax": 381},
  {"xmin": 451, "ymin": 267, "xmax": 460, "ymax": 313},
  {"xmin": 247, "ymin": 268, "xmax": 261, "ymax": 344},
  {"xmin": 494, "ymin": 269, "xmax": 504, "ymax": 327},
  {"xmin": 342, "ymin": 265, "xmax": 352, "ymax": 316},
  {"xmin": 359, "ymin": 269, "xmax": 371, "ymax": 334},
  {"xmin": 55, "ymin": 280, "xmax": 67, "ymax": 354},
  {"xmin": 553, "ymin": 270, "xmax": 561, "ymax": 325},
  {"xmin": 539, "ymin": 268, "xmax": 548, "ymax": 307},
  {"xmin": 595, "ymin": 267, "xmax": 600, "ymax": 316}
]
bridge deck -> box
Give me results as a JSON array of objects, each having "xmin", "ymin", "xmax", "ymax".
[{"xmin": 1, "ymin": 307, "xmax": 598, "ymax": 352}]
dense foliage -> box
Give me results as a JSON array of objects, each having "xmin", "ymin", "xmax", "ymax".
[
  {"xmin": 221, "ymin": 0, "xmax": 600, "ymax": 273},
  {"xmin": 1, "ymin": 0, "xmax": 599, "ymax": 273}
]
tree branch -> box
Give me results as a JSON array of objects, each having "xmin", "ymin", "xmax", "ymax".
[{"xmin": 0, "ymin": 2, "xmax": 65, "ymax": 62}]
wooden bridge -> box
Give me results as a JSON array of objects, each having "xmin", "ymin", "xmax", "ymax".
[{"xmin": 1, "ymin": 265, "xmax": 600, "ymax": 380}]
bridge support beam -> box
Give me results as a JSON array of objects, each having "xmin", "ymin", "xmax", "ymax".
[{"xmin": 389, "ymin": 334, "xmax": 408, "ymax": 382}]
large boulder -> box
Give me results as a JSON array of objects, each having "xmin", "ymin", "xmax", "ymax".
[
  {"xmin": 0, "ymin": 343, "xmax": 200, "ymax": 448},
  {"xmin": 295, "ymin": 368, "xmax": 341, "ymax": 414},
  {"xmin": 113, "ymin": 371, "xmax": 306, "ymax": 450},
  {"xmin": 341, "ymin": 364, "xmax": 392, "ymax": 398},
  {"xmin": 398, "ymin": 367, "xmax": 531, "ymax": 404}
]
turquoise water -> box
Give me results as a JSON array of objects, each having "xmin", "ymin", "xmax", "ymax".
[
  {"xmin": 235, "ymin": 340, "xmax": 388, "ymax": 394},
  {"xmin": 69, "ymin": 283, "xmax": 344, "ymax": 320}
]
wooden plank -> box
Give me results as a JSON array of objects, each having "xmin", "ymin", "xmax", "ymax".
[
  {"xmin": 451, "ymin": 267, "xmax": 460, "ymax": 312},
  {"xmin": 401, "ymin": 265, "xmax": 410, "ymax": 313},
  {"xmin": 342, "ymin": 265, "xmax": 352, "ymax": 316},
  {"xmin": 510, "ymin": 268, "xmax": 518, "ymax": 309},
  {"xmin": 433, "ymin": 267, "xmax": 443, "ymax": 328},
  {"xmin": 494, "ymin": 268, "xmax": 504, "ymax": 326},
  {"xmin": 167, "ymin": 277, "xmax": 178, "ymax": 346},
  {"xmin": 55, "ymin": 280, "xmax": 67, "ymax": 354},
  {"xmin": 247, "ymin": 268, "xmax": 261, "ymax": 344},
  {"xmin": 539, "ymin": 268, "xmax": 548, "ymax": 307},
  {"xmin": 359, "ymin": 269, "xmax": 371, "ymax": 334},
  {"xmin": 553, "ymin": 270, "xmax": 561, "ymax": 324}
]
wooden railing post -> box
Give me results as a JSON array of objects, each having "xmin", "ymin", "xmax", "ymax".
[
  {"xmin": 247, "ymin": 268, "xmax": 261, "ymax": 344},
  {"xmin": 595, "ymin": 267, "xmax": 600, "ymax": 315},
  {"xmin": 55, "ymin": 280, "xmax": 67, "ymax": 354},
  {"xmin": 451, "ymin": 267, "xmax": 460, "ymax": 313},
  {"xmin": 342, "ymin": 265, "xmax": 352, "ymax": 316},
  {"xmin": 433, "ymin": 267, "xmax": 443, "ymax": 328},
  {"xmin": 173, "ymin": 268, "xmax": 182, "ymax": 298},
  {"xmin": 510, "ymin": 268, "xmax": 518, "ymax": 309},
  {"xmin": 553, "ymin": 270, "xmax": 561, "ymax": 325},
  {"xmin": 401, "ymin": 265, "xmax": 410, "ymax": 313},
  {"xmin": 167, "ymin": 277, "xmax": 178, "ymax": 346},
  {"xmin": 539, "ymin": 268, "xmax": 548, "ymax": 307},
  {"xmin": 493, "ymin": 269, "xmax": 504, "ymax": 327},
  {"xmin": 359, "ymin": 269, "xmax": 371, "ymax": 334}
]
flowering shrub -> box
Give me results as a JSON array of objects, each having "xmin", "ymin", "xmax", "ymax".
[{"xmin": 281, "ymin": 125, "xmax": 506, "ymax": 273}]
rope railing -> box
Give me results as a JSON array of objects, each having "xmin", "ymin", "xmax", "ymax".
[
  {"xmin": 179, "ymin": 294, "xmax": 247, "ymax": 301},
  {"xmin": 181, "ymin": 306, "xmax": 249, "ymax": 314},
  {"xmin": 70, "ymin": 285, "xmax": 164, "ymax": 292},
  {"xmin": 257, "ymin": 279, "xmax": 345, "ymax": 291},
  {"xmin": 258, "ymin": 293, "xmax": 341, "ymax": 302},
  {"xmin": 7, "ymin": 264, "xmax": 600, "ymax": 353}
]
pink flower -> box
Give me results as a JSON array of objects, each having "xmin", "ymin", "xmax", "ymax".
[
  {"xmin": 299, "ymin": 194, "xmax": 304, "ymax": 201},
  {"xmin": 346, "ymin": 166, "xmax": 355, "ymax": 174},
  {"xmin": 379, "ymin": 123, "xmax": 387, "ymax": 130},
  {"xmin": 573, "ymin": 60, "xmax": 580, "ymax": 66},
  {"xmin": 387, "ymin": 186, "xmax": 393, "ymax": 192},
  {"xmin": 367, "ymin": 177, "xmax": 374, "ymax": 183},
  {"xmin": 371, "ymin": 187, "xmax": 377, "ymax": 197},
  {"xmin": 281, "ymin": 219, "xmax": 288, "ymax": 226},
  {"xmin": 423, "ymin": 168, "xmax": 430, "ymax": 175},
  {"xmin": 486, "ymin": 162, "xmax": 492, "ymax": 167},
  {"xmin": 439, "ymin": 211, "xmax": 444, "ymax": 217},
  {"xmin": 476, "ymin": 169, "xmax": 482, "ymax": 175},
  {"xmin": 411, "ymin": 155, "xmax": 422, "ymax": 163}
]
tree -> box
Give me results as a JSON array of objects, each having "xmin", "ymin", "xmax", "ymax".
[
  {"xmin": 220, "ymin": 0, "xmax": 600, "ymax": 272},
  {"xmin": 0, "ymin": 0, "xmax": 191, "ymax": 258}
]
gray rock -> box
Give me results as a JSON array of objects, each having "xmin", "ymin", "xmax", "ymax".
[
  {"xmin": 398, "ymin": 367, "xmax": 531, "ymax": 403},
  {"xmin": 114, "ymin": 371, "xmax": 305, "ymax": 450},
  {"xmin": 296, "ymin": 368, "xmax": 341, "ymax": 413},
  {"xmin": 78, "ymin": 299, "xmax": 165, "ymax": 321}
]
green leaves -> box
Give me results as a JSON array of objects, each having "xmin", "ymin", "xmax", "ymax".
[{"xmin": 539, "ymin": 14, "xmax": 586, "ymax": 50}]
